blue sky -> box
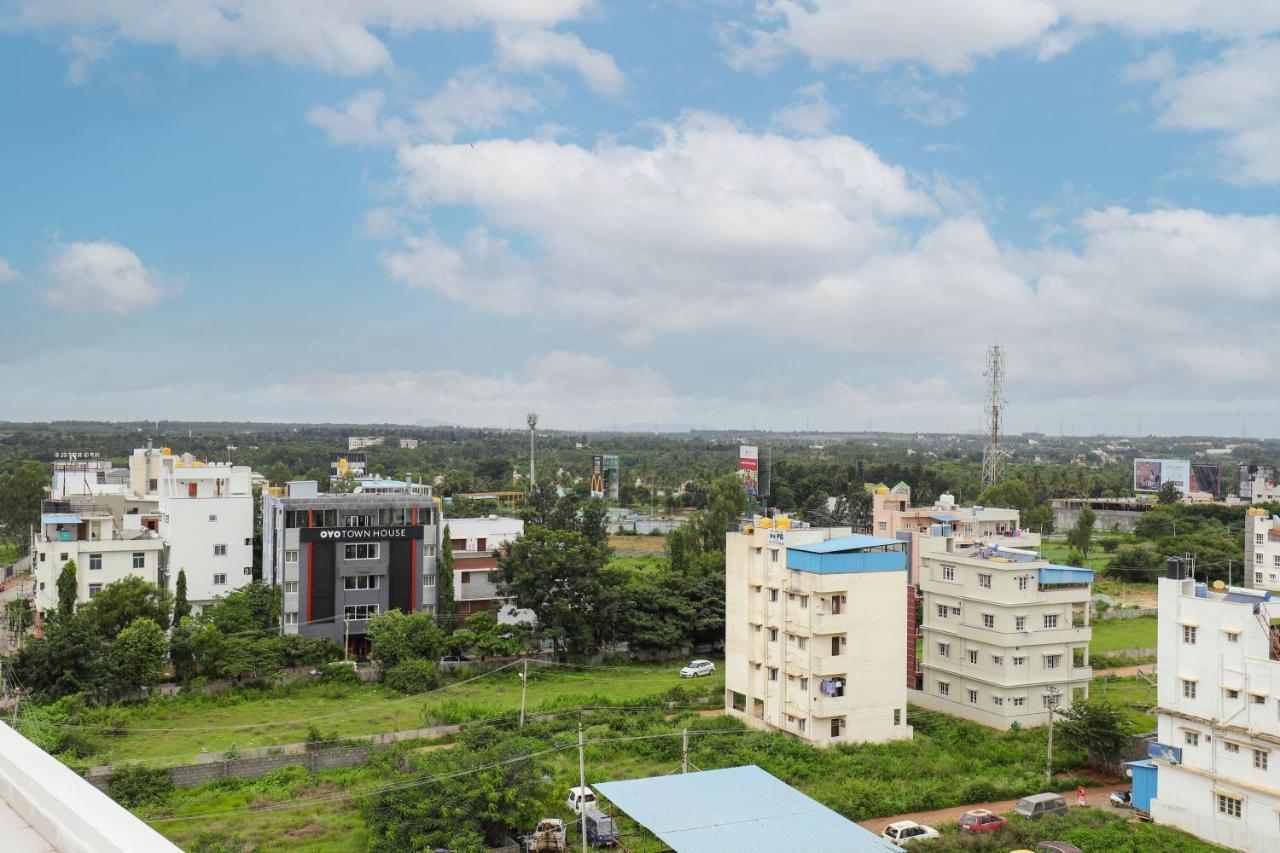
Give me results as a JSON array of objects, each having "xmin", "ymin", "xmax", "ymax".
[{"xmin": 1, "ymin": 1, "xmax": 1278, "ymax": 436}]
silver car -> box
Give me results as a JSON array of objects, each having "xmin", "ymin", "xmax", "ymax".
[{"xmin": 680, "ymin": 659, "xmax": 715, "ymax": 678}]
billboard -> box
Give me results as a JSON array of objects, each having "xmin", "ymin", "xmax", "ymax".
[
  {"xmin": 1190, "ymin": 463, "xmax": 1220, "ymax": 496},
  {"xmin": 739, "ymin": 445, "xmax": 759, "ymax": 497},
  {"xmin": 603, "ymin": 455, "xmax": 620, "ymax": 501},
  {"xmin": 1133, "ymin": 458, "xmax": 1190, "ymax": 493},
  {"xmin": 590, "ymin": 455, "xmax": 605, "ymax": 498}
]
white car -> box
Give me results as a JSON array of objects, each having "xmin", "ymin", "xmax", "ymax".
[
  {"xmin": 881, "ymin": 821, "xmax": 940, "ymax": 845},
  {"xmin": 567, "ymin": 786, "xmax": 598, "ymax": 815},
  {"xmin": 680, "ymin": 659, "xmax": 716, "ymax": 678}
]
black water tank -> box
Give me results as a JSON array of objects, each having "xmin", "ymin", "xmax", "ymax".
[{"xmin": 1166, "ymin": 556, "xmax": 1188, "ymax": 580}]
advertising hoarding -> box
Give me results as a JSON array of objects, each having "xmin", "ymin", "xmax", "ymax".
[
  {"xmin": 739, "ymin": 445, "xmax": 759, "ymax": 497},
  {"xmin": 1190, "ymin": 463, "xmax": 1220, "ymax": 496},
  {"xmin": 603, "ymin": 455, "xmax": 620, "ymax": 501},
  {"xmin": 590, "ymin": 455, "xmax": 605, "ymax": 498},
  {"xmin": 1133, "ymin": 458, "xmax": 1190, "ymax": 493}
]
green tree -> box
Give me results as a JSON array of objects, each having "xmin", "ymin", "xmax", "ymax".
[
  {"xmin": 189, "ymin": 622, "xmax": 227, "ymax": 678},
  {"xmin": 437, "ymin": 525, "xmax": 457, "ymax": 630},
  {"xmin": 977, "ymin": 478, "xmax": 1036, "ymax": 516},
  {"xmin": 263, "ymin": 462, "xmax": 293, "ymax": 487},
  {"xmin": 172, "ymin": 569, "xmax": 191, "ymax": 624},
  {"xmin": 366, "ymin": 609, "xmax": 447, "ymax": 668},
  {"xmin": 450, "ymin": 610, "xmax": 527, "ymax": 660},
  {"xmin": 105, "ymin": 617, "xmax": 168, "ymax": 698},
  {"xmin": 1158, "ymin": 481, "xmax": 1181, "ymax": 505},
  {"xmin": 613, "ymin": 567, "xmax": 693, "ymax": 653},
  {"xmin": 0, "ymin": 461, "xmax": 48, "ymax": 544},
  {"xmin": 4, "ymin": 597, "xmax": 33, "ymax": 645},
  {"xmin": 830, "ymin": 482, "xmax": 874, "ymax": 532},
  {"xmin": 80, "ymin": 576, "xmax": 172, "ymax": 636},
  {"xmin": 1067, "ymin": 507, "xmax": 1096, "ymax": 563},
  {"xmin": 202, "ymin": 581, "xmax": 279, "ymax": 635},
  {"xmin": 220, "ymin": 637, "xmax": 277, "ymax": 682},
  {"xmin": 1055, "ymin": 698, "xmax": 1133, "ymax": 758},
  {"xmin": 56, "ymin": 560, "xmax": 78, "ymax": 617}
]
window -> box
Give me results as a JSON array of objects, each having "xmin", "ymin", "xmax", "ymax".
[
  {"xmin": 1015, "ymin": 616, "xmax": 1027, "ymax": 631},
  {"xmin": 424, "ymin": 574, "xmax": 436, "ymax": 588},
  {"xmin": 283, "ymin": 612, "xmax": 298, "ymax": 625},
  {"xmin": 968, "ymin": 689, "xmax": 978, "ymax": 704},
  {"xmin": 1013, "ymin": 656, "xmax": 1027, "ymax": 666},
  {"xmin": 1183, "ymin": 680, "xmax": 1198, "ymax": 699},
  {"xmin": 132, "ymin": 552, "xmax": 145, "ymax": 569},
  {"xmin": 1043, "ymin": 614, "xmax": 1060, "ymax": 629},
  {"xmin": 88, "ymin": 583, "xmax": 102, "ymax": 598},
  {"xmin": 832, "ymin": 635, "xmax": 846, "ymax": 655},
  {"xmin": 1012, "ymin": 696, "xmax": 1025, "ymax": 707},
  {"xmin": 59, "ymin": 552, "xmax": 67, "ymax": 562},
  {"xmin": 894, "ymin": 708, "xmax": 901, "ymax": 725},
  {"xmin": 1275, "ymin": 555, "xmax": 1280, "ymax": 567},
  {"xmin": 938, "ymin": 681, "xmax": 950, "ymax": 696},
  {"xmin": 797, "ymin": 718, "xmax": 806, "ymax": 732},
  {"xmin": 1257, "ymin": 533, "xmax": 1265, "ymax": 545},
  {"xmin": 244, "ymin": 537, "xmax": 251, "ymax": 546},
  {"xmin": 951, "ymin": 606, "xmax": 961, "ymax": 616},
  {"xmin": 992, "ymin": 654, "xmax": 1004, "ymax": 665},
  {"xmin": 213, "ymin": 544, "xmax": 227, "ymax": 557},
  {"xmin": 343, "ymin": 575, "xmax": 381, "ymax": 591},
  {"xmin": 800, "ymin": 595, "xmax": 808, "ymax": 609},
  {"xmin": 1042, "ymin": 694, "xmax": 1057, "ymax": 709},
  {"xmin": 1018, "ymin": 575, "xmax": 1029, "ymax": 591},
  {"xmin": 208, "ymin": 514, "xmax": 218, "ymax": 523},
  {"xmin": 461, "ymin": 572, "xmax": 472, "ymax": 584},
  {"xmin": 346, "ymin": 514, "xmax": 373, "ymax": 527},
  {"xmin": 1253, "ymin": 694, "xmax": 1267, "ymax": 705},
  {"xmin": 1228, "ymin": 632, "xmax": 1240, "ymax": 643},
  {"xmin": 768, "ymin": 667, "xmax": 778, "ymax": 681},
  {"xmin": 983, "ymin": 613, "xmax": 994, "ymax": 628},
  {"xmin": 1225, "ymin": 742, "xmax": 1240, "ymax": 753},
  {"xmin": 89, "ymin": 553, "xmax": 102, "ymax": 571},
  {"xmin": 285, "ymin": 550, "xmax": 299, "ymax": 563},
  {"xmin": 213, "ymin": 573, "xmax": 227, "ymax": 585},
  {"xmin": 345, "ymin": 543, "xmax": 380, "ymax": 560},
  {"xmin": 344, "ymin": 604, "xmax": 380, "ymax": 621},
  {"xmin": 244, "ymin": 566, "xmax": 253, "ymax": 575},
  {"xmin": 284, "ymin": 581, "xmax": 299, "ymax": 594},
  {"xmin": 936, "ymin": 604, "xmax": 949, "ymax": 619},
  {"xmin": 1255, "ymin": 749, "xmax": 1269, "ymax": 770},
  {"xmin": 424, "ymin": 545, "xmax": 436, "ymax": 557},
  {"xmin": 1258, "ymin": 572, "xmax": 1265, "ymax": 584},
  {"xmin": 993, "ymin": 696, "xmax": 1004, "ymax": 706},
  {"xmin": 769, "ymin": 628, "xmax": 778, "ymax": 642},
  {"xmin": 770, "ymin": 550, "xmax": 778, "ymax": 563},
  {"xmin": 967, "ymin": 650, "xmax": 978, "ymax": 664},
  {"xmin": 798, "ymin": 636, "xmax": 807, "ymax": 650},
  {"xmin": 937, "ymin": 642, "xmax": 951, "ymax": 658},
  {"xmin": 1217, "ymin": 794, "xmax": 1242, "ymax": 818},
  {"xmin": 831, "ymin": 717, "xmax": 846, "ymax": 737},
  {"xmin": 978, "ymin": 573, "xmax": 991, "ymax": 589},
  {"xmin": 1258, "ymin": 553, "xmax": 1265, "ymax": 565},
  {"xmin": 769, "ymin": 588, "xmax": 779, "ymax": 602},
  {"xmin": 942, "ymin": 565, "xmax": 955, "ymax": 581},
  {"xmin": 1226, "ymin": 689, "xmax": 1240, "ymax": 699},
  {"xmin": 1044, "ymin": 654, "xmax": 1062, "ymax": 669},
  {"xmin": 1183, "ymin": 625, "xmax": 1197, "ymax": 644}
]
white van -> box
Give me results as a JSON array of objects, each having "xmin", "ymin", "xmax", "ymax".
[{"xmin": 566, "ymin": 786, "xmax": 597, "ymax": 815}]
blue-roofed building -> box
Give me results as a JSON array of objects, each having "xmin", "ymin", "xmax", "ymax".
[
  {"xmin": 914, "ymin": 536, "xmax": 1094, "ymax": 730},
  {"xmin": 595, "ymin": 765, "xmax": 903, "ymax": 853},
  {"xmin": 725, "ymin": 521, "xmax": 913, "ymax": 746}
]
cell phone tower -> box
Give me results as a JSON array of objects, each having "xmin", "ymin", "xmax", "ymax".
[{"xmin": 981, "ymin": 345, "xmax": 1006, "ymax": 488}]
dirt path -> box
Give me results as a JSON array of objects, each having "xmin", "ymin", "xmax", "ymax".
[
  {"xmin": 1092, "ymin": 664, "xmax": 1154, "ymax": 678},
  {"xmin": 858, "ymin": 782, "xmax": 1129, "ymax": 835}
]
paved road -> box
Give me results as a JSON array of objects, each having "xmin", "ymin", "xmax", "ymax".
[{"xmin": 858, "ymin": 782, "xmax": 1130, "ymax": 835}]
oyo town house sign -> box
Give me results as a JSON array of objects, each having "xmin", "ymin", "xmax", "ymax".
[{"xmin": 299, "ymin": 526, "xmax": 424, "ymax": 543}]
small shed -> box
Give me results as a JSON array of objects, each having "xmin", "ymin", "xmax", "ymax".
[
  {"xmin": 594, "ymin": 764, "xmax": 902, "ymax": 852},
  {"xmin": 1126, "ymin": 758, "xmax": 1157, "ymax": 814}
]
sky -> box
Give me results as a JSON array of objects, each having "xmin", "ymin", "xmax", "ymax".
[{"xmin": 1, "ymin": 1, "xmax": 1278, "ymax": 437}]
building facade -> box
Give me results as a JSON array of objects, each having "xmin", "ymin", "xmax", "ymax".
[
  {"xmin": 1149, "ymin": 560, "xmax": 1280, "ymax": 851},
  {"xmin": 1246, "ymin": 508, "xmax": 1280, "ymax": 594},
  {"xmin": 725, "ymin": 521, "xmax": 913, "ymax": 747},
  {"xmin": 262, "ymin": 479, "xmax": 442, "ymax": 654},
  {"xmin": 446, "ymin": 516, "xmax": 524, "ymax": 619},
  {"xmin": 914, "ymin": 538, "xmax": 1093, "ymax": 729}
]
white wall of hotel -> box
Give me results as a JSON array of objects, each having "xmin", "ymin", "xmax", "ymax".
[
  {"xmin": 724, "ymin": 525, "xmax": 912, "ymax": 747},
  {"xmin": 1149, "ymin": 568, "xmax": 1280, "ymax": 852}
]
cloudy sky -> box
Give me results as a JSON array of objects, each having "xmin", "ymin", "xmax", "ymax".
[{"xmin": 1, "ymin": 1, "xmax": 1278, "ymax": 435}]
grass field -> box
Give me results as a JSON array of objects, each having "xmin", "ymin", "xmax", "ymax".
[
  {"xmin": 1092, "ymin": 674, "xmax": 1158, "ymax": 730},
  {"xmin": 1090, "ymin": 615, "xmax": 1158, "ymax": 653},
  {"xmin": 56, "ymin": 661, "xmax": 724, "ymax": 767},
  {"xmin": 607, "ymin": 533, "xmax": 668, "ymax": 554}
]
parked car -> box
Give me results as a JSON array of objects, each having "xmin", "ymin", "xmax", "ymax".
[
  {"xmin": 584, "ymin": 809, "xmax": 619, "ymax": 848},
  {"xmin": 1014, "ymin": 793, "xmax": 1068, "ymax": 820},
  {"xmin": 1110, "ymin": 790, "xmax": 1132, "ymax": 808},
  {"xmin": 526, "ymin": 818, "xmax": 566, "ymax": 852},
  {"xmin": 567, "ymin": 786, "xmax": 598, "ymax": 815},
  {"xmin": 881, "ymin": 820, "xmax": 940, "ymax": 845},
  {"xmin": 958, "ymin": 809, "xmax": 1008, "ymax": 833},
  {"xmin": 680, "ymin": 659, "xmax": 716, "ymax": 678}
]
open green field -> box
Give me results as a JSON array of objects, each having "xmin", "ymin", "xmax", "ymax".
[
  {"xmin": 1091, "ymin": 615, "xmax": 1158, "ymax": 653},
  {"xmin": 41, "ymin": 661, "xmax": 724, "ymax": 768},
  {"xmin": 1039, "ymin": 539, "xmax": 1115, "ymax": 574},
  {"xmin": 1092, "ymin": 674, "xmax": 1158, "ymax": 730}
]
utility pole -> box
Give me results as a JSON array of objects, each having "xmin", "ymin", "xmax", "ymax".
[
  {"xmin": 344, "ymin": 618, "xmax": 350, "ymax": 661},
  {"xmin": 1046, "ymin": 685, "xmax": 1060, "ymax": 784},
  {"xmin": 527, "ymin": 413, "xmax": 538, "ymax": 492},
  {"xmin": 682, "ymin": 728, "xmax": 689, "ymax": 774},
  {"xmin": 578, "ymin": 721, "xmax": 588, "ymax": 853},
  {"xmin": 519, "ymin": 658, "xmax": 528, "ymax": 729}
]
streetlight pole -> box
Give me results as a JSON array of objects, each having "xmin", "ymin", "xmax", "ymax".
[
  {"xmin": 519, "ymin": 658, "xmax": 528, "ymax": 730},
  {"xmin": 1046, "ymin": 685, "xmax": 1060, "ymax": 785},
  {"xmin": 578, "ymin": 721, "xmax": 588, "ymax": 853}
]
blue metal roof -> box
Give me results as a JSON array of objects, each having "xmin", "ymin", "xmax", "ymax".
[
  {"xmin": 41, "ymin": 513, "xmax": 82, "ymax": 525},
  {"xmin": 1040, "ymin": 566, "xmax": 1095, "ymax": 585},
  {"xmin": 789, "ymin": 534, "xmax": 904, "ymax": 553},
  {"xmin": 595, "ymin": 765, "xmax": 902, "ymax": 853}
]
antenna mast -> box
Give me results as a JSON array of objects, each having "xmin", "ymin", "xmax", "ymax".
[
  {"xmin": 526, "ymin": 413, "xmax": 538, "ymax": 491},
  {"xmin": 981, "ymin": 344, "xmax": 1006, "ymax": 488}
]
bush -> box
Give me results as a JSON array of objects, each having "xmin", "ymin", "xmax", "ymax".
[
  {"xmin": 314, "ymin": 662, "xmax": 360, "ymax": 686},
  {"xmin": 107, "ymin": 764, "xmax": 173, "ymax": 808},
  {"xmin": 384, "ymin": 659, "xmax": 442, "ymax": 695}
]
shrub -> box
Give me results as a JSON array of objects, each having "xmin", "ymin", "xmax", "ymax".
[
  {"xmin": 315, "ymin": 662, "xmax": 360, "ymax": 686},
  {"xmin": 107, "ymin": 765, "xmax": 173, "ymax": 808},
  {"xmin": 384, "ymin": 659, "xmax": 442, "ymax": 695}
]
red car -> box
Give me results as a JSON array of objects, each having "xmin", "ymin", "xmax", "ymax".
[{"xmin": 959, "ymin": 809, "xmax": 1008, "ymax": 833}]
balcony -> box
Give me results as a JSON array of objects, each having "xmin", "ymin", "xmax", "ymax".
[
  {"xmin": 809, "ymin": 692, "xmax": 847, "ymax": 717},
  {"xmin": 809, "ymin": 612, "xmax": 847, "ymax": 634},
  {"xmin": 810, "ymin": 655, "xmax": 846, "ymax": 676}
]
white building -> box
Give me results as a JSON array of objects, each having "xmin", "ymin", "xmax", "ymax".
[
  {"xmin": 1150, "ymin": 560, "xmax": 1280, "ymax": 851},
  {"xmin": 724, "ymin": 521, "xmax": 913, "ymax": 747},
  {"xmin": 348, "ymin": 436, "xmax": 384, "ymax": 450},
  {"xmin": 913, "ymin": 537, "xmax": 1093, "ymax": 729},
  {"xmin": 399, "ymin": 438, "xmax": 419, "ymax": 449},
  {"xmin": 1246, "ymin": 508, "xmax": 1280, "ymax": 594},
  {"xmin": 33, "ymin": 446, "xmax": 255, "ymax": 614},
  {"xmin": 446, "ymin": 515, "xmax": 524, "ymax": 619}
]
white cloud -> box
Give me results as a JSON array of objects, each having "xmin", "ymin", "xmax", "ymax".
[
  {"xmin": 0, "ymin": 260, "xmax": 20, "ymax": 283},
  {"xmin": 770, "ymin": 82, "xmax": 838, "ymax": 135},
  {"xmin": 14, "ymin": 0, "xmax": 596, "ymax": 77},
  {"xmin": 307, "ymin": 89, "xmax": 388, "ymax": 146},
  {"xmin": 269, "ymin": 351, "xmax": 681, "ymax": 428},
  {"xmin": 496, "ymin": 27, "xmax": 625, "ymax": 96},
  {"xmin": 1121, "ymin": 47, "xmax": 1175, "ymax": 83},
  {"xmin": 62, "ymin": 34, "xmax": 111, "ymax": 84},
  {"xmin": 878, "ymin": 68, "xmax": 968, "ymax": 126},
  {"xmin": 1145, "ymin": 39, "xmax": 1280, "ymax": 184},
  {"xmin": 41, "ymin": 240, "xmax": 171, "ymax": 315},
  {"xmin": 728, "ymin": 1, "xmax": 1280, "ymax": 74}
]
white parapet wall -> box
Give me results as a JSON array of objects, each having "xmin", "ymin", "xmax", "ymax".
[{"xmin": 0, "ymin": 721, "xmax": 179, "ymax": 852}]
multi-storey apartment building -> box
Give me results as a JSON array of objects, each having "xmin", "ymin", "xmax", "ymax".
[
  {"xmin": 1149, "ymin": 559, "xmax": 1280, "ymax": 851},
  {"xmin": 914, "ymin": 537, "xmax": 1093, "ymax": 729},
  {"xmin": 725, "ymin": 520, "xmax": 913, "ymax": 746},
  {"xmin": 261, "ymin": 479, "xmax": 442, "ymax": 656},
  {"xmin": 33, "ymin": 445, "xmax": 254, "ymax": 614},
  {"xmin": 446, "ymin": 515, "xmax": 524, "ymax": 619},
  {"xmin": 1245, "ymin": 508, "xmax": 1280, "ymax": 593}
]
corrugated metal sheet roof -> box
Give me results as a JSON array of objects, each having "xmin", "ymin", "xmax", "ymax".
[
  {"xmin": 41, "ymin": 513, "xmax": 81, "ymax": 525},
  {"xmin": 789, "ymin": 534, "xmax": 904, "ymax": 553},
  {"xmin": 594, "ymin": 765, "xmax": 903, "ymax": 853}
]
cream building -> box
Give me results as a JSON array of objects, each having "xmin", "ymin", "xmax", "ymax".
[
  {"xmin": 1245, "ymin": 508, "xmax": 1280, "ymax": 594},
  {"xmin": 725, "ymin": 521, "xmax": 913, "ymax": 746},
  {"xmin": 1149, "ymin": 560, "xmax": 1280, "ymax": 851},
  {"xmin": 913, "ymin": 536, "xmax": 1093, "ymax": 729}
]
